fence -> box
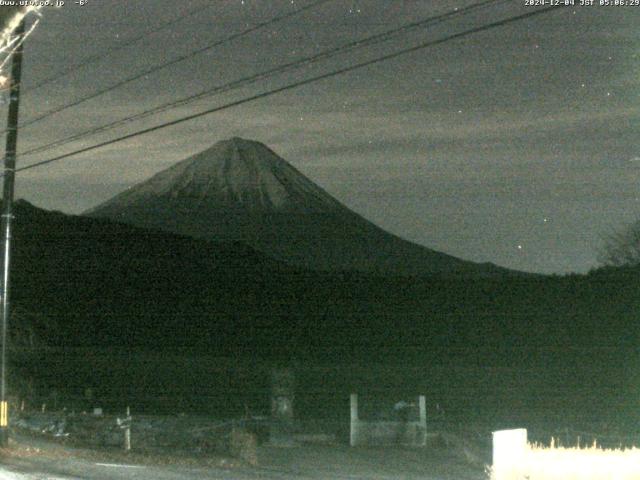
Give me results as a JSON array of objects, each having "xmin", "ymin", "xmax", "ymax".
[
  {"xmin": 11, "ymin": 349, "xmax": 639, "ymax": 445},
  {"xmin": 349, "ymin": 393, "xmax": 426, "ymax": 447}
]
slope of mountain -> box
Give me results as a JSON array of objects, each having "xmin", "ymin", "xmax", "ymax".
[
  {"xmin": 8, "ymin": 199, "xmax": 295, "ymax": 348},
  {"xmin": 84, "ymin": 137, "xmax": 509, "ymax": 277},
  {"xmin": 9, "ymin": 200, "xmax": 638, "ymax": 356}
]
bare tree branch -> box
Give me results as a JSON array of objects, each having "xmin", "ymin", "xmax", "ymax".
[{"xmin": 599, "ymin": 220, "xmax": 640, "ymax": 267}]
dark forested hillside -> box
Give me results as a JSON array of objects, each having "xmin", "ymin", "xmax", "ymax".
[
  {"xmin": 6, "ymin": 200, "xmax": 638, "ymax": 367},
  {"xmin": 3, "ymin": 200, "xmax": 638, "ymax": 428}
]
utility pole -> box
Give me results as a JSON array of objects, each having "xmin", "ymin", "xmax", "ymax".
[{"xmin": 0, "ymin": 18, "xmax": 26, "ymax": 447}]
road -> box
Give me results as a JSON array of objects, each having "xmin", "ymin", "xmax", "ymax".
[{"xmin": 0, "ymin": 434, "xmax": 486, "ymax": 479}]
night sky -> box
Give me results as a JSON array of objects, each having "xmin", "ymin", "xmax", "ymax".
[{"xmin": 4, "ymin": 0, "xmax": 639, "ymax": 274}]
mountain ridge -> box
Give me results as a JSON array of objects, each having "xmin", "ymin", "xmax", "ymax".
[{"xmin": 85, "ymin": 137, "xmax": 517, "ymax": 277}]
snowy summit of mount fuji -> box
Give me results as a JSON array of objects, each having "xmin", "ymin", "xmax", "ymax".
[{"xmin": 89, "ymin": 137, "xmax": 344, "ymax": 215}]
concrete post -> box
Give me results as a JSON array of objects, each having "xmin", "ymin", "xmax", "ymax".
[
  {"xmin": 418, "ymin": 395, "xmax": 427, "ymax": 446},
  {"xmin": 124, "ymin": 406, "xmax": 131, "ymax": 452},
  {"xmin": 350, "ymin": 393, "xmax": 358, "ymax": 447},
  {"xmin": 492, "ymin": 428, "xmax": 528, "ymax": 479},
  {"xmin": 270, "ymin": 368, "xmax": 295, "ymax": 446}
]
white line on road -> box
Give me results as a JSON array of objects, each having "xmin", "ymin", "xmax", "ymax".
[
  {"xmin": 0, "ymin": 470, "xmax": 81, "ymax": 479},
  {"xmin": 94, "ymin": 463, "xmax": 145, "ymax": 469}
]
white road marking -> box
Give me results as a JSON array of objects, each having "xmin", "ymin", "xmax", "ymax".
[
  {"xmin": 94, "ymin": 463, "xmax": 145, "ymax": 469},
  {"xmin": 0, "ymin": 471, "xmax": 78, "ymax": 479}
]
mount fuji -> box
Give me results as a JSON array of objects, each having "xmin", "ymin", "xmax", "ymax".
[{"xmin": 85, "ymin": 137, "xmax": 508, "ymax": 277}]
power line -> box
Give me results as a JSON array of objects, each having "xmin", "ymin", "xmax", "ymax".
[
  {"xmin": 20, "ymin": 0, "xmax": 509, "ymax": 159},
  {"xmin": 15, "ymin": 0, "xmax": 333, "ymax": 131},
  {"xmin": 24, "ymin": 3, "xmax": 214, "ymax": 94},
  {"xmin": 15, "ymin": 5, "xmax": 563, "ymax": 176}
]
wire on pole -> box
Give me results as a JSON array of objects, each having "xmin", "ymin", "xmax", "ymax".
[
  {"xmin": 23, "ymin": 3, "xmax": 216, "ymax": 94},
  {"xmin": 13, "ymin": 0, "xmax": 334, "ymax": 132},
  {"xmin": 15, "ymin": 4, "xmax": 563, "ymax": 175},
  {"xmin": 18, "ymin": 0, "xmax": 510, "ymax": 160}
]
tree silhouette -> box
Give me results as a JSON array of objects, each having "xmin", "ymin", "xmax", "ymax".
[{"xmin": 599, "ymin": 220, "xmax": 640, "ymax": 267}]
